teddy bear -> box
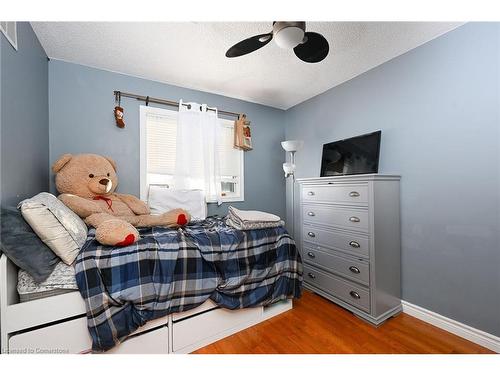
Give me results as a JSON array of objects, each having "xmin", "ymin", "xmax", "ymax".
[{"xmin": 52, "ymin": 153, "xmax": 190, "ymax": 246}]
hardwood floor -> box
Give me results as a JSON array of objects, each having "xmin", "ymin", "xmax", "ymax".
[{"xmin": 194, "ymin": 291, "xmax": 493, "ymax": 354}]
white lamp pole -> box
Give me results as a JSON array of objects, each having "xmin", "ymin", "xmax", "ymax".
[{"xmin": 281, "ymin": 140, "xmax": 303, "ymax": 237}]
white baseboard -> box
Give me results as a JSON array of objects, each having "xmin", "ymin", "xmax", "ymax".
[{"xmin": 402, "ymin": 300, "xmax": 500, "ymax": 353}]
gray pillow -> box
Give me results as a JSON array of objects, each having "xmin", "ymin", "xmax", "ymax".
[{"xmin": 0, "ymin": 206, "xmax": 59, "ymax": 283}]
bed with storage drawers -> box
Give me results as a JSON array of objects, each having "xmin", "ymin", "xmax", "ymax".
[
  {"xmin": 296, "ymin": 174, "xmax": 401, "ymax": 325},
  {"xmin": 1, "ymin": 253, "xmax": 292, "ymax": 354},
  {"xmin": 0, "ymin": 255, "xmax": 292, "ymax": 354},
  {"xmin": 0, "ymin": 217, "xmax": 301, "ymax": 354}
]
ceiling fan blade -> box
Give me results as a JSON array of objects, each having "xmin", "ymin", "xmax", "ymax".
[
  {"xmin": 293, "ymin": 32, "xmax": 329, "ymax": 63},
  {"xmin": 225, "ymin": 33, "xmax": 273, "ymax": 58}
]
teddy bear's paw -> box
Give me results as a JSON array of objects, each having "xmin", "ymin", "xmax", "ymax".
[
  {"xmin": 95, "ymin": 220, "xmax": 140, "ymax": 247},
  {"xmin": 157, "ymin": 208, "xmax": 190, "ymax": 227},
  {"xmin": 177, "ymin": 213, "xmax": 188, "ymax": 226},
  {"xmin": 116, "ymin": 233, "xmax": 136, "ymax": 247}
]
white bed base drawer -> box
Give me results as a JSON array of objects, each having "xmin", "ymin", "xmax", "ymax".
[
  {"xmin": 172, "ymin": 299, "xmax": 217, "ymax": 322},
  {"xmin": 8, "ymin": 317, "xmax": 91, "ymax": 354},
  {"xmin": 172, "ymin": 306, "xmax": 262, "ymax": 353},
  {"xmin": 107, "ymin": 326, "xmax": 168, "ymax": 354},
  {"xmin": 8, "ymin": 316, "xmax": 169, "ymax": 354}
]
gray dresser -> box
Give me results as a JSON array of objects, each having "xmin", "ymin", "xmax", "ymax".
[{"xmin": 296, "ymin": 174, "xmax": 401, "ymax": 325}]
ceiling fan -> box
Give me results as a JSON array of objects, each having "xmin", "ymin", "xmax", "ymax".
[{"xmin": 225, "ymin": 22, "xmax": 329, "ymax": 63}]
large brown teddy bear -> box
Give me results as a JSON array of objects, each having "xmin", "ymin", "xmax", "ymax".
[{"xmin": 52, "ymin": 153, "xmax": 190, "ymax": 246}]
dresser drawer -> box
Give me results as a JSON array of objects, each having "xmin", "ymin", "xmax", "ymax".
[
  {"xmin": 304, "ymin": 265, "xmax": 370, "ymax": 313},
  {"xmin": 303, "ymin": 247, "xmax": 369, "ymax": 285},
  {"xmin": 303, "ymin": 225, "xmax": 369, "ymax": 257},
  {"xmin": 303, "ymin": 205, "xmax": 369, "ymax": 232},
  {"xmin": 301, "ymin": 184, "xmax": 368, "ymax": 205}
]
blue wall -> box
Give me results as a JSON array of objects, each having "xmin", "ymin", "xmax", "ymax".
[
  {"xmin": 1, "ymin": 22, "xmax": 49, "ymax": 207},
  {"xmin": 285, "ymin": 23, "xmax": 500, "ymax": 336},
  {"xmin": 48, "ymin": 61, "xmax": 287, "ymax": 218}
]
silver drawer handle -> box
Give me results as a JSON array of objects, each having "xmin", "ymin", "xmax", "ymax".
[
  {"xmin": 349, "ymin": 191, "xmax": 360, "ymax": 197},
  {"xmin": 349, "ymin": 216, "xmax": 360, "ymax": 223},
  {"xmin": 307, "ymin": 251, "xmax": 315, "ymax": 258},
  {"xmin": 307, "ymin": 191, "xmax": 315, "ymax": 196},
  {"xmin": 307, "ymin": 212, "xmax": 315, "ymax": 217},
  {"xmin": 307, "ymin": 272, "xmax": 316, "ymax": 279},
  {"xmin": 307, "ymin": 232, "xmax": 316, "ymax": 238},
  {"xmin": 349, "ymin": 241, "xmax": 360, "ymax": 248},
  {"xmin": 349, "ymin": 291, "xmax": 361, "ymax": 299},
  {"xmin": 349, "ymin": 266, "xmax": 360, "ymax": 274}
]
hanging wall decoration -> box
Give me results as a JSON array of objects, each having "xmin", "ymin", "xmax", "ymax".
[
  {"xmin": 114, "ymin": 92, "xmax": 125, "ymax": 128},
  {"xmin": 234, "ymin": 114, "xmax": 253, "ymax": 151}
]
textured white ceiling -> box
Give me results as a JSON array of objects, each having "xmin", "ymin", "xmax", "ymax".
[{"xmin": 31, "ymin": 22, "xmax": 462, "ymax": 109}]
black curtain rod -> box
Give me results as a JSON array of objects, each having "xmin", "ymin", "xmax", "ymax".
[{"xmin": 114, "ymin": 90, "xmax": 241, "ymax": 118}]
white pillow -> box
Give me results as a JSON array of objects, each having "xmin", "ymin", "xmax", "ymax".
[
  {"xmin": 18, "ymin": 192, "xmax": 88, "ymax": 265},
  {"xmin": 148, "ymin": 185, "xmax": 207, "ymax": 220}
]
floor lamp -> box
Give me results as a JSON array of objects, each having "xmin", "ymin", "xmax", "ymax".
[{"xmin": 281, "ymin": 140, "xmax": 303, "ymax": 237}]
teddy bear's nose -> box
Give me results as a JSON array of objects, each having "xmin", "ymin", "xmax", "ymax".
[{"xmin": 99, "ymin": 178, "xmax": 109, "ymax": 186}]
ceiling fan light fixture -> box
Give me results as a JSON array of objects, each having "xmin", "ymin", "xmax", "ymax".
[
  {"xmin": 225, "ymin": 21, "xmax": 328, "ymax": 63},
  {"xmin": 274, "ymin": 26, "xmax": 305, "ymax": 49}
]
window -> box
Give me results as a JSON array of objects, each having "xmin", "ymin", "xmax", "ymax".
[
  {"xmin": 217, "ymin": 119, "xmax": 245, "ymax": 201},
  {"xmin": 140, "ymin": 105, "xmax": 244, "ymax": 202}
]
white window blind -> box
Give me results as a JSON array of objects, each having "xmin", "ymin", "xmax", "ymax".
[
  {"xmin": 140, "ymin": 106, "xmax": 244, "ymax": 202},
  {"xmin": 146, "ymin": 112, "xmax": 177, "ymax": 175}
]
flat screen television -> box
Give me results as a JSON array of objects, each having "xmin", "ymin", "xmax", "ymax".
[{"xmin": 320, "ymin": 131, "xmax": 381, "ymax": 177}]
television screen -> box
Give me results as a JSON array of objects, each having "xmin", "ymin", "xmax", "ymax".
[{"xmin": 320, "ymin": 131, "xmax": 381, "ymax": 177}]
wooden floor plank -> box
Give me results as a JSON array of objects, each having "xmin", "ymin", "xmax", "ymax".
[{"xmin": 193, "ymin": 291, "xmax": 494, "ymax": 354}]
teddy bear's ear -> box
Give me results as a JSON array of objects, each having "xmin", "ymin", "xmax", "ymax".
[
  {"xmin": 105, "ymin": 156, "xmax": 117, "ymax": 171},
  {"xmin": 52, "ymin": 154, "xmax": 73, "ymax": 173}
]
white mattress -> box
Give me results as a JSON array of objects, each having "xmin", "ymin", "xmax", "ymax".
[{"xmin": 17, "ymin": 261, "xmax": 78, "ymax": 302}]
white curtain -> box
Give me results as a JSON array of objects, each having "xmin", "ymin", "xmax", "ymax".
[{"xmin": 173, "ymin": 100, "xmax": 222, "ymax": 205}]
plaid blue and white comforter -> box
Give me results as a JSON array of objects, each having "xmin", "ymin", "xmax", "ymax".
[{"xmin": 74, "ymin": 217, "xmax": 303, "ymax": 351}]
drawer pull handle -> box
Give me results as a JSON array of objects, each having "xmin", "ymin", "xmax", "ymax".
[
  {"xmin": 307, "ymin": 211, "xmax": 315, "ymax": 217},
  {"xmin": 307, "ymin": 232, "xmax": 316, "ymax": 238},
  {"xmin": 307, "ymin": 272, "xmax": 316, "ymax": 279},
  {"xmin": 349, "ymin": 216, "xmax": 360, "ymax": 223},
  {"xmin": 307, "ymin": 191, "xmax": 315, "ymax": 196},
  {"xmin": 307, "ymin": 251, "xmax": 315, "ymax": 258},
  {"xmin": 349, "ymin": 241, "xmax": 360, "ymax": 248},
  {"xmin": 349, "ymin": 266, "xmax": 360, "ymax": 274},
  {"xmin": 349, "ymin": 191, "xmax": 360, "ymax": 197},
  {"xmin": 349, "ymin": 291, "xmax": 361, "ymax": 299}
]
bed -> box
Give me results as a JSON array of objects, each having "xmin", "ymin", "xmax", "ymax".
[{"xmin": 1, "ymin": 217, "xmax": 302, "ymax": 354}]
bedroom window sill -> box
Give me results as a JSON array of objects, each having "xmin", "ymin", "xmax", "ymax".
[{"xmin": 207, "ymin": 196, "xmax": 245, "ymax": 204}]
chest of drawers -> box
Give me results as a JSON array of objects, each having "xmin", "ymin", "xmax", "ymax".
[{"xmin": 296, "ymin": 174, "xmax": 401, "ymax": 325}]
